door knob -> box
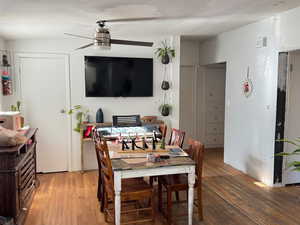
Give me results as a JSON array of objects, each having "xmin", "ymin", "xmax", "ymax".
[{"xmin": 60, "ymin": 109, "xmax": 66, "ymax": 114}]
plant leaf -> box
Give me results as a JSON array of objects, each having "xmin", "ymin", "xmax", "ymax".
[
  {"xmin": 292, "ymin": 167, "xmax": 300, "ymax": 172},
  {"xmin": 277, "ymin": 138, "xmax": 300, "ymax": 147},
  {"xmin": 287, "ymin": 161, "xmax": 300, "ymax": 168},
  {"xmin": 275, "ymin": 152, "xmax": 293, "ymax": 156},
  {"xmin": 293, "ymin": 149, "xmax": 300, "ymax": 153},
  {"xmin": 74, "ymin": 105, "xmax": 81, "ymax": 109},
  {"xmin": 76, "ymin": 112, "xmax": 83, "ymax": 120}
]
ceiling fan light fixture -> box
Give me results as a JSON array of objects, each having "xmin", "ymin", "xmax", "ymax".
[
  {"xmin": 93, "ymin": 27, "xmax": 111, "ymax": 50},
  {"xmin": 93, "ymin": 41, "xmax": 111, "ymax": 50},
  {"xmin": 66, "ymin": 18, "xmax": 154, "ymax": 50}
]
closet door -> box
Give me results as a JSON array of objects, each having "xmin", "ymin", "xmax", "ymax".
[
  {"xmin": 180, "ymin": 66, "xmax": 197, "ymax": 146},
  {"xmin": 19, "ymin": 54, "xmax": 70, "ymax": 173},
  {"xmin": 204, "ymin": 66, "xmax": 226, "ymax": 148}
]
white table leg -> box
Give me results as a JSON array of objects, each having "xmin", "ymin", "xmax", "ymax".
[
  {"xmin": 188, "ymin": 167, "xmax": 196, "ymax": 225},
  {"xmin": 114, "ymin": 171, "xmax": 122, "ymax": 225}
]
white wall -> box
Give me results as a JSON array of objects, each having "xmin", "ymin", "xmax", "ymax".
[
  {"xmin": 5, "ymin": 36, "xmax": 181, "ymax": 171},
  {"xmin": 199, "ymin": 5, "xmax": 300, "ymax": 186},
  {"xmin": 0, "ymin": 38, "xmax": 5, "ymax": 49},
  {"xmin": 180, "ymin": 40, "xmax": 201, "ymax": 145},
  {"xmin": 180, "ymin": 40, "xmax": 200, "ymax": 66},
  {"xmin": 199, "ymin": 17, "xmax": 279, "ymax": 186},
  {"xmin": 278, "ymin": 7, "xmax": 300, "ymax": 52}
]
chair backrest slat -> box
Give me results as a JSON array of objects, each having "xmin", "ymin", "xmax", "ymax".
[
  {"xmin": 168, "ymin": 128, "xmax": 185, "ymax": 148},
  {"xmin": 92, "ymin": 128, "xmax": 114, "ymax": 191},
  {"xmin": 98, "ymin": 140, "xmax": 114, "ymax": 190},
  {"xmin": 185, "ymin": 139, "xmax": 205, "ymax": 181},
  {"xmin": 112, "ymin": 115, "xmax": 142, "ymax": 127},
  {"xmin": 141, "ymin": 116, "xmax": 157, "ymax": 123},
  {"xmin": 159, "ymin": 124, "xmax": 167, "ymax": 139},
  {"xmin": 92, "ymin": 127, "xmax": 102, "ymax": 173}
]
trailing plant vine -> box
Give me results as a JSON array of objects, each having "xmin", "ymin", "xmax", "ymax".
[
  {"xmin": 276, "ymin": 138, "xmax": 300, "ymax": 171},
  {"xmin": 67, "ymin": 105, "xmax": 89, "ymax": 133}
]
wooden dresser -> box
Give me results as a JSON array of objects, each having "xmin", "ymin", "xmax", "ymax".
[{"xmin": 0, "ymin": 128, "xmax": 38, "ymax": 225}]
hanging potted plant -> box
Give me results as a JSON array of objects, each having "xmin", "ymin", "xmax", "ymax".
[
  {"xmin": 161, "ymin": 80, "xmax": 170, "ymax": 90},
  {"xmin": 159, "ymin": 104, "xmax": 172, "ymax": 117},
  {"xmin": 155, "ymin": 40, "xmax": 175, "ymax": 65}
]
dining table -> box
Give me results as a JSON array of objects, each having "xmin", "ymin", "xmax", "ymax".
[{"xmin": 107, "ymin": 142, "xmax": 196, "ymax": 225}]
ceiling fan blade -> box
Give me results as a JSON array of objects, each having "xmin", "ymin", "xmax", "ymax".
[
  {"xmin": 101, "ymin": 16, "xmax": 187, "ymax": 23},
  {"xmin": 102, "ymin": 17, "xmax": 164, "ymax": 23},
  {"xmin": 75, "ymin": 43, "xmax": 94, "ymax": 50},
  {"xmin": 111, "ymin": 39, "xmax": 153, "ymax": 47},
  {"xmin": 64, "ymin": 33, "xmax": 95, "ymax": 40}
]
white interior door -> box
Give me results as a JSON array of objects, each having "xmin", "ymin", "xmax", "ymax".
[
  {"xmin": 284, "ymin": 51, "xmax": 300, "ymax": 185},
  {"xmin": 204, "ymin": 66, "xmax": 226, "ymax": 148},
  {"xmin": 180, "ymin": 66, "xmax": 197, "ymax": 147},
  {"xmin": 19, "ymin": 54, "xmax": 70, "ymax": 173}
]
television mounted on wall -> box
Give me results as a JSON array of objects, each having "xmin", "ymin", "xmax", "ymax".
[{"xmin": 85, "ymin": 56, "xmax": 153, "ymax": 97}]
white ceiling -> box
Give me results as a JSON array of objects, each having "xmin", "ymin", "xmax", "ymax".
[{"xmin": 0, "ymin": 0, "xmax": 300, "ymax": 41}]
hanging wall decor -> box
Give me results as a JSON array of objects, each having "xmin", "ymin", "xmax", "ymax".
[
  {"xmin": 242, "ymin": 67, "xmax": 253, "ymax": 98},
  {"xmin": 1, "ymin": 51, "xmax": 13, "ymax": 96},
  {"xmin": 155, "ymin": 40, "xmax": 175, "ymax": 117}
]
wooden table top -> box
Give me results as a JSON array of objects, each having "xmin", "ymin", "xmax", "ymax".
[
  {"xmin": 108, "ymin": 142, "xmax": 189, "ymax": 159},
  {"xmin": 107, "ymin": 142, "xmax": 195, "ymax": 171},
  {"xmin": 112, "ymin": 156, "xmax": 195, "ymax": 171}
]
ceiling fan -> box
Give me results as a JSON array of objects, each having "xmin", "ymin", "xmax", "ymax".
[{"xmin": 65, "ymin": 17, "xmax": 163, "ymax": 50}]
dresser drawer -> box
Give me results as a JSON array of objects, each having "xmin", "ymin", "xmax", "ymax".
[
  {"xmin": 205, "ymin": 135, "xmax": 224, "ymax": 146},
  {"xmin": 206, "ymin": 123, "xmax": 224, "ymax": 134},
  {"xmin": 207, "ymin": 103, "xmax": 225, "ymax": 112},
  {"xmin": 206, "ymin": 112, "xmax": 224, "ymax": 123}
]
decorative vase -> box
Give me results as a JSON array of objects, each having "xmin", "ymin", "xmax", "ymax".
[
  {"xmin": 161, "ymin": 54, "xmax": 170, "ymax": 64},
  {"xmin": 161, "ymin": 106, "xmax": 170, "ymax": 117},
  {"xmin": 96, "ymin": 108, "xmax": 104, "ymax": 123},
  {"xmin": 161, "ymin": 80, "xmax": 170, "ymax": 90}
]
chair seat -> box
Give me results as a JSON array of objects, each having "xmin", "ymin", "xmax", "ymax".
[
  {"xmin": 159, "ymin": 174, "xmax": 198, "ymax": 190},
  {"xmin": 121, "ymin": 178, "xmax": 152, "ymax": 193},
  {"xmin": 107, "ymin": 178, "xmax": 153, "ymax": 201}
]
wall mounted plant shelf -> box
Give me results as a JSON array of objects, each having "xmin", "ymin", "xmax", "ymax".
[{"xmin": 0, "ymin": 50, "xmax": 13, "ymax": 96}]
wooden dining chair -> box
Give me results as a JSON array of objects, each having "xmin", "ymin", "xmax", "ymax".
[
  {"xmin": 141, "ymin": 116, "xmax": 158, "ymax": 123},
  {"xmin": 158, "ymin": 139, "xmax": 204, "ymax": 225},
  {"xmin": 168, "ymin": 128, "xmax": 185, "ymax": 148},
  {"xmin": 97, "ymin": 139, "xmax": 155, "ymax": 225},
  {"xmin": 149, "ymin": 123, "xmax": 168, "ymax": 186},
  {"xmin": 165, "ymin": 128, "xmax": 185, "ymax": 199},
  {"xmin": 92, "ymin": 127, "xmax": 105, "ymax": 212},
  {"xmin": 159, "ymin": 123, "xmax": 168, "ymax": 139}
]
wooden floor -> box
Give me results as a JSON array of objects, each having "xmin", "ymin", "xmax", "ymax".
[{"xmin": 24, "ymin": 149, "xmax": 300, "ymax": 225}]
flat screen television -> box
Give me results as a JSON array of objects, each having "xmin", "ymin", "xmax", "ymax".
[{"xmin": 85, "ymin": 56, "xmax": 153, "ymax": 97}]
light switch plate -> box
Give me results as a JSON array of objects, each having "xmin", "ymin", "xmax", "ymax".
[{"xmin": 256, "ymin": 36, "xmax": 267, "ymax": 48}]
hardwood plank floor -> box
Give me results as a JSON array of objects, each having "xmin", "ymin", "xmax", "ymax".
[{"xmin": 25, "ymin": 149, "xmax": 300, "ymax": 225}]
